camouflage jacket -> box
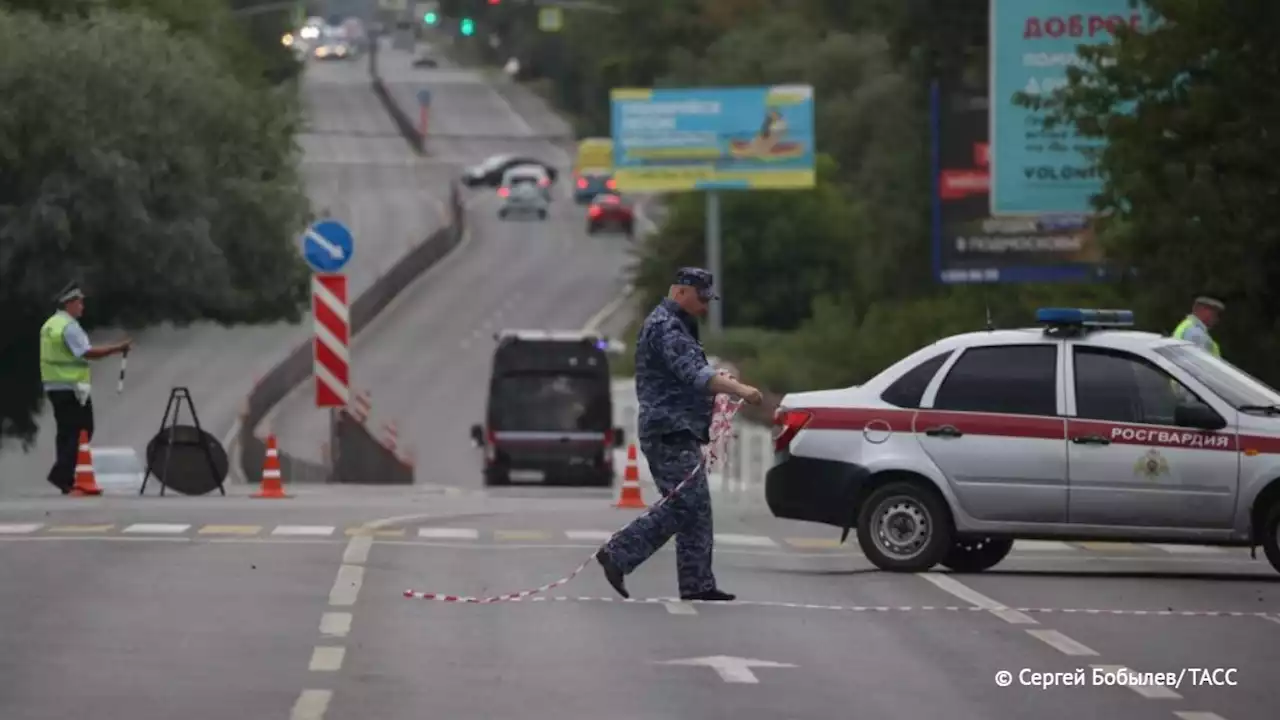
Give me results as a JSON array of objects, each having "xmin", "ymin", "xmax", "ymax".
[{"xmin": 635, "ymin": 298, "xmax": 718, "ymax": 442}]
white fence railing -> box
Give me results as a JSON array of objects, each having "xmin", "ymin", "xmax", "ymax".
[{"xmin": 611, "ymin": 378, "xmax": 774, "ymax": 502}]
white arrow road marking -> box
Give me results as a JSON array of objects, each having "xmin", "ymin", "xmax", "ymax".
[
  {"xmin": 306, "ymin": 228, "xmax": 346, "ymax": 259},
  {"xmin": 654, "ymin": 655, "xmax": 796, "ymax": 684}
]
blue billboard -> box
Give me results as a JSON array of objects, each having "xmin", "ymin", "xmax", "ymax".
[
  {"xmin": 989, "ymin": 0, "xmax": 1149, "ymax": 215},
  {"xmin": 609, "ymin": 86, "xmax": 816, "ymax": 192}
]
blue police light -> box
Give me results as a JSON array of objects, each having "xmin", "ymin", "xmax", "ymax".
[{"xmin": 1036, "ymin": 307, "xmax": 1135, "ymax": 328}]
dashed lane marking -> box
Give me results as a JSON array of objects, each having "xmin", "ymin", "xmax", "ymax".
[
  {"xmin": 291, "ymin": 689, "xmax": 332, "ymax": 720},
  {"xmin": 308, "ymin": 646, "xmax": 346, "ymax": 672},
  {"xmin": 417, "ymin": 527, "xmax": 479, "ymax": 539},
  {"xmin": 1091, "ymin": 664, "xmax": 1182, "ymax": 699},
  {"xmin": 564, "ymin": 530, "xmax": 614, "ymax": 541},
  {"xmin": 1174, "ymin": 713, "xmax": 1229, "ymax": 720},
  {"xmin": 714, "ymin": 533, "xmax": 777, "ymax": 547},
  {"xmin": 45, "ymin": 524, "xmax": 113, "ymax": 533},
  {"xmin": 784, "ymin": 537, "xmax": 845, "ymax": 549},
  {"xmin": 319, "ymin": 612, "xmax": 352, "ymax": 638},
  {"xmin": 198, "ymin": 525, "xmax": 262, "ymax": 535},
  {"xmin": 344, "ymin": 527, "xmax": 405, "ymax": 537},
  {"xmin": 1147, "ymin": 544, "xmax": 1225, "ymax": 554},
  {"xmin": 122, "ymin": 523, "xmax": 190, "ymax": 534},
  {"xmin": 328, "ymin": 564, "xmax": 364, "ymax": 606},
  {"xmin": 1013, "ymin": 540, "xmax": 1075, "ymax": 551},
  {"xmin": 916, "ymin": 573, "xmax": 1039, "ymax": 625},
  {"xmin": 0, "ymin": 523, "xmax": 43, "ymax": 534},
  {"xmin": 273, "ymin": 526, "xmax": 337, "ymax": 537},
  {"xmin": 663, "ymin": 601, "xmax": 698, "ymax": 615},
  {"xmin": 1026, "ymin": 629, "xmax": 1100, "ymax": 656}
]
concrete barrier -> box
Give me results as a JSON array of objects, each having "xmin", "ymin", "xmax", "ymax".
[
  {"xmin": 234, "ymin": 51, "xmax": 466, "ymax": 487},
  {"xmin": 332, "ymin": 407, "xmax": 413, "ymax": 484}
]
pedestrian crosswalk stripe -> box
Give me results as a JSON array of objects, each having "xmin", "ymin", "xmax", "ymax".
[
  {"xmin": 417, "ymin": 528, "xmax": 479, "ymax": 539},
  {"xmin": 714, "ymin": 533, "xmax": 777, "ymax": 547},
  {"xmin": 47, "ymin": 524, "xmax": 113, "ymax": 533},
  {"xmin": 345, "ymin": 527, "xmax": 405, "ymax": 537},
  {"xmin": 495, "ymin": 530, "xmax": 550, "ymax": 541},
  {"xmin": 1147, "ymin": 544, "xmax": 1224, "ymax": 554},
  {"xmin": 122, "ymin": 523, "xmax": 190, "ymax": 534},
  {"xmin": 271, "ymin": 525, "xmax": 335, "ymax": 536},
  {"xmin": 0, "ymin": 523, "xmax": 43, "ymax": 534},
  {"xmin": 785, "ymin": 537, "xmax": 846, "ymax": 549},
  {"xmin": 564, "ymin": 530, "xmax": 613, "ymax": 541},
  {"xmin": 1013, "ymin": 540, "xmax": 1075, "ymax": 551},
  {"xmin": 198, "ymin": 525, "xmax": 262, "ymax": 535}
]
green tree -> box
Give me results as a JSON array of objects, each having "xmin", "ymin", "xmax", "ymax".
[
  {"xmin": 1022, "ymin": 0, "xmax": 1280, "ymax": 383},
  {"xmin": 0, "ymin": 9, "xmax": 311, "ymax": 452}
]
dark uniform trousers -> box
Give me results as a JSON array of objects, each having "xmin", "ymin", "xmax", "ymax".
[
  {"xmin": 46, "ymin": 390, "xmax": 94, "ymax": 492},
  {"xmin": 603, "ymin": 430, "xmax": 717, "ymax": 596}
]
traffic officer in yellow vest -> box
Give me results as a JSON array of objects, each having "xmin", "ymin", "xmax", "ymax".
[
  {"xmin": 1172, "ymin": 296, "xmax": 1224, "ymax": 357},
  {"xmin": 40, "ymin": 282, "xmax": 131, "ymax": 494}
]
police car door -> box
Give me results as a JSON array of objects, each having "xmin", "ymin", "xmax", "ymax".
[
  {"xmin": 916, "ymin": 342, "xmax": 1068, "ymax": 524},
  {"xmin": 1064, "ymin": 344, "xmax": 1238, "ymax": 529}
]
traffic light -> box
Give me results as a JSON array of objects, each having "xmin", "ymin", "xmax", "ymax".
[
  {"xmin": 423, "ymin": 11, "xmax": 438, "ymax": 24},
  {"xmin": 460, "ymin": 17, "xmax": 474, "ymax": 36}
]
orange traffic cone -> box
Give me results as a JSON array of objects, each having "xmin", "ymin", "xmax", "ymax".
[
  {"xmin": 615, "ymin": 443, "xmax": 646, "ymax": 509},
  {"xmin": 69, "ymin": 430, "xmax": 102, "ymax": 496},
  {"xmin": 252, "ymin": 434, "xmax": 289, "ymax": 499}
]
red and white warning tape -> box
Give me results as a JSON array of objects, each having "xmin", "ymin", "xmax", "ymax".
[{"xmin": 404, "ymin": 381, "xmax": 745, "ymax": 603}]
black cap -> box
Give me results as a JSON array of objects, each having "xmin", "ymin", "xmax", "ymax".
[{"xmin": 674, "ymin": 267, "xmax": 718, "ymax": 301}]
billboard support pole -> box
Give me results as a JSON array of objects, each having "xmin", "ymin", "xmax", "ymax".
[{"xmin": 706, "ymin": 190, "xmax": 723, "ymax": 335}]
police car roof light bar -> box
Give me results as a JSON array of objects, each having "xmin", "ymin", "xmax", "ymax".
[{"xmin": 1035, "ymin": 307, "xmax": 1135, "ymax": 328}]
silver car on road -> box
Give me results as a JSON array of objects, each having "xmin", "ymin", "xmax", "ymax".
[{"xmin": 497, "ymin": 165, "xmax": 551, "ymax": 221}]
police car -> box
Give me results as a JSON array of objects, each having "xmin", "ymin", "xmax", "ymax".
[{"xmin": 765, "ymin": 308, "xmax": 1280, "ymax": 575}]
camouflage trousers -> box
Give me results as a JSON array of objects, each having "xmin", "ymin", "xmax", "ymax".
[{"xmin": 601, "ymin": 431, "xmax": 716, "ymax": 596}]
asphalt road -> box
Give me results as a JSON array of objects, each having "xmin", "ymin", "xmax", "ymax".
[
  {"xmin": 0, "ymin": 55, "xmax": 443, "ymax": 497},
  {"xmin": 267, "ymin": 46, "xmax": 634, "ymax": 478},
  {"xmin": 0, "ymin": 491, "xmax": 1276, "ymax": 720}
]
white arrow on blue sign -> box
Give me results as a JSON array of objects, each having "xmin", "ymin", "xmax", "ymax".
[
  {"xmin": 417, "ymin": 89, "xmax": 431, "ymax": 106},
  {"xmin": 302, "ymin": 219, "xmax": 354, "ymax": 273}
]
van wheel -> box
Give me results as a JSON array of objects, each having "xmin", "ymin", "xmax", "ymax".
[
  {"xmin": 856, "ymin": 480, "xmax": 953, "ymax": 572},
  {"xmin": 1262, "ymin": 502, "xmax": 1280, "ymax": 574},
  {"xmin": 940, "ymin": 536, "xmax": 1014, "ymax": 573}
]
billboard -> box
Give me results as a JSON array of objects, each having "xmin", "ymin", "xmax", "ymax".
[
  {"xmin": 609, "ymin": 86, "xmax": 815, "ymax": 192},
  {"xmin": 989, "ymin": 0, "xmax": 1147, "ymax": 215},
  {"xmin": 932, "ymin": 81, "xmax": 1105, "ymax": 283}
]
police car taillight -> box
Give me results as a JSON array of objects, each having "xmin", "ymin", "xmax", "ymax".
[{"xmin": 773, "ymin": 409, "xmax": 812, "ymax": 453}]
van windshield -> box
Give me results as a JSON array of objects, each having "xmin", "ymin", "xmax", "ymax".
[{"xmin": 492, "ymin": 373, "xmax": 610, "ymax": 432}]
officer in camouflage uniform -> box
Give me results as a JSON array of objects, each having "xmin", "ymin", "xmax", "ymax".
[{"xmin": 596, "ymin": 268, "xmax": 763, "ymax": 601}]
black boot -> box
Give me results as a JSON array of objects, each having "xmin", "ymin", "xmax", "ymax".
[
  {"xmin": 596, "ymin": 550, "xmax": 629, "ymax": 599},
  {"xmin": 681, "ymin": 588, "xmax": 735, "ymax": 602}
]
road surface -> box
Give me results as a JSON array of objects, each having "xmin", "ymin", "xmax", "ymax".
[
  {"xmin": 0, "ymin": 56, "xmax": 444, "ymax": 496},
  {"xmin": 267, "ymin": 46, "xmax": 634, "ymax": 479},
  {"xmin": 0, "ymin": 488, "xmax": 1275, "ymax": 720}
]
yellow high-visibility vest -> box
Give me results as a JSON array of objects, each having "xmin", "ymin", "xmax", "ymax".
[{"xmin": 39, "ymin": 311, "xmax": 90, "ymax": 384}]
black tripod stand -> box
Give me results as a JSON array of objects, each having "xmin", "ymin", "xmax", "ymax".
[{"xmin": 140, "ymin": 387, "xmax": 227, "ymax": 496}]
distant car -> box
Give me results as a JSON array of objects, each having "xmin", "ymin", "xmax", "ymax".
[
  {"xmin": 574, "ymin": 172, "xmax": 615, "ymax": 204},
  {"xmin": 413, "ymin": 55, "xmax": 439, "ymax": 68},
  {"xmin": 586, "ymin": 193, "xmax": 634, "ymax": 237},
  {"xmin": 497, "ymin": 166, "xmax": 550, "ymax": 220},
  {"xmin": 463, "ymin": 154, "xmax": 558, "ymax": 189},
  {"xmin": 313, "ymin": 26, "xmax": 355, "ymax": 60}
]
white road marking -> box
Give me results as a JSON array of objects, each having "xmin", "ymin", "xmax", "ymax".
[
  {"xmin": 663, "ymin": 602, "xmax": 698, "ymax": 615},
  {"xmin": 0, "ymin": 524, "xmax": 42, "ymax": 534},
  {"xmin": 273, "ymin": 525, "xmax": 336, "ymax": 536},
  {"xmin": 290, "ymin": 689, "xmax": 332, "ymax": 720},
  {"xmin": 343, "ymin": 535, "xmax": 373, "ymax": 564},
  {"xmin": 565, "ymin": 530, "xmax": 613, "ymax": 541},
  {"xmin": 418, "ymin": 527, "xmax": 479, "ymax": 539},
  {"xmin": 308, "ymin": 646, "xmax": 346, "ymax": 672},
  {"xmin": 1026, "ymin": 629, "xmax": 1099, "ymax": 656},
  {"xmin": 654, "ymin": 655, "xmax": 795, "ymax": 684},
  {"xmin": 329, "ymin": 565, "xmax": 364, "ymax": 606},
  {"xmin": 917, "ymin": 573, "xmax": 1038, "ymax": 625},
  {"xmin": 1261, "ymin": 615, "xmax": 1280, "ymax": 626},
  {"xmin": 714, "ymin": 533, "xmax": 777, "ymax": 547},
  {"xmin": 1090, "ymin": 665, "xmax": 1182, "ymax": 699},
  {"xmin": 319, "ymin": 612, "xmax": 352, "ymax": 637},
  {"xmin": 1013, "ymin": 540, "xmax": 1075, "ymax": 551},
  {"xmin": 1174, "ymin": 713, "xmax": 1229, "ymax": 720},
  {"xmin": 1148, "ymin": 544, "xmax": 1223, "ymax": 554},
  {"xmin": 121, "ymin": 523, "xmax": 190, "ymax": 534}
]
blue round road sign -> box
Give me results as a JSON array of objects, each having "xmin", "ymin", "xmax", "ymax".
[
  {"xmin": 417, "ymin": 89, "xmax": 431, "ymax": 106},
  {"xmin": 302, "ymin": 219, "xmax": 354, "ymax": 273}
]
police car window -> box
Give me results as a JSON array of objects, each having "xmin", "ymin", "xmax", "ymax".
[
  {"xmin": 880, "ymin": 351, "xmax": 951, "ymax": 408},
  {"xmin": 1073, "ymin": 347, "xmax": 1209, "ymax": 425},
  {"xmin": 932, "ymin": 345, "xmax": 1057, "ymax": 416}
]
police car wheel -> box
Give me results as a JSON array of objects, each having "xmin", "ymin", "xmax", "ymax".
[
  {"xmin": 483, "ymin": 468, "xmax": 510, "ymax": 486},
  {"xmin": 1262, "ymin": 503, "xmax": 1280, "ymax": 574},
  {"xmin": 498, "ymin": 209, "xmax": 508, "ymax": 219},
  {"xmin": 855, "ymin": 480, "xmax": 953, "ymax": 572},
  {"xmin": 940, "ymin": 536, "xmax": 1014, "ymax": 573}
]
